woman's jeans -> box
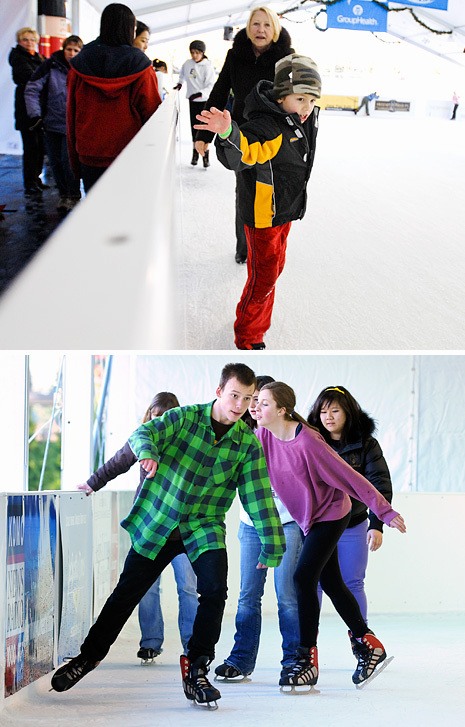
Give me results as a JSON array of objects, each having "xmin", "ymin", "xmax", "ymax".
[
  {"xmin": 317, "ymin": 520, "xmax": 369, "ymax": 621},
  {"xmin": 138, "ymin": 553, "xmax": 198, "ymax": 654},
  {"xmin": 224, "ymin": 521, "xmax": 302, "ymax": 673},
  {"xmin": 80, "ymin": 543, "xmax": 227, "ymax": 664}
]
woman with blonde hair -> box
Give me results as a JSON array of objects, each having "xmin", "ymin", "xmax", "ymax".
[
  {"xmin": 254, "ymin": 381, "xmax": 406, "ymax": 690},
  {"xmin": 195, "ymin": 6, "xmax": 293, "ymax": 263},
  {"xmin": 8, "ymin": 27, "xmax": 46, "ymax": 194}
]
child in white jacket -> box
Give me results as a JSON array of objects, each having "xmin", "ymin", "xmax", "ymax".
[{"xmin": 175, "ymin": 40, "xmax": 216, "ymax": 167}]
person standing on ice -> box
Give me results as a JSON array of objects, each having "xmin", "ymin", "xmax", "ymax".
[
  {"xmin": 174, "ymin": 40, "xmax": 216, "ymax": 168},
  {"xmin": 194, "ymin": 53, "xmax": 320, "ymax": 350},
  {"xmin": 254, "ymin": 382, "xmax": 406, "ymax": 691},
  {"xmin": 50, "ymin": 363, "xmax": 285, "ymax": 710},
  {"xmin": 354, "ymin": 91, "xmax": 378, "ymax": 116}
]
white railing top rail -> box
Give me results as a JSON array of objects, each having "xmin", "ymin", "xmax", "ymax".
[{"xmin": 0, "ymin": 96, "xmax": 181, "ymax": 349}]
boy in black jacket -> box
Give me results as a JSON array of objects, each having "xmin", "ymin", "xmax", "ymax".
[{"xmin": 194, "ymin": 54, "xmax": 321, "ymax": 350}]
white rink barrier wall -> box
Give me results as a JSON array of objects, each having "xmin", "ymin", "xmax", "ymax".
[
  {"xmin": 1, "ymin": 491, "xmax": 465, "ymax": 707},
  {"xmin": 0, "ymin": 95, "xmax": 181, "ymax": 349}
]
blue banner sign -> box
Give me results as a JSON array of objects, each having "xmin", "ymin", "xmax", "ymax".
[
  {"xmin": 327, "ymin": 1, "xmax": 388, "ymax": 32},
  {"xmin": 391, "ymin": 1, "xmax": 448, "ymax": 10}
]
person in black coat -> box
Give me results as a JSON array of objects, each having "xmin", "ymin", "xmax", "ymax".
[
  {"xmin": 307, "ymin": 385, "xmax": 393, "ymax": 655},
  {"xmin": 8, "ymin": 27, "xmax": 46, "ymax": 194},
  {"xmin": 195, "ymin": 6, "xmax": 293, "ymax": 263}
]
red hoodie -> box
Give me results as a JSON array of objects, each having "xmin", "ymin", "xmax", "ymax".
[{"xmin": 67, "ymin": 42, "xmax": 161, "ymax": 172}]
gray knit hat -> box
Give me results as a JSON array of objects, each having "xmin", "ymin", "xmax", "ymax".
[{"xmin": 273, "ymin": 53, "xmax": 321, "ymax": 99}]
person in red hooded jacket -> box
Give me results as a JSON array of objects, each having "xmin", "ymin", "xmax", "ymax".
[{"xmin": 67, "ymin": 3, "xmax": 161, "ymax": 192}]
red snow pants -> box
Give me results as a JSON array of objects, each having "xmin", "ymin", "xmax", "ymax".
[{"xmin": 234, "ymin": 222, "xmax": 292, "ymax": 349}]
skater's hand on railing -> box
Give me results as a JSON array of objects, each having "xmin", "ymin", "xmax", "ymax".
[
  {"xmin": 77, "ymin": 483, "xmax": 94, "ymax": 496},
  {"xmin": 140, "ymin": 458, "xmax": 158, "ymax": 478},
  {"xmin": 389, "ymin": 514, "xmax": 406, "ymax": 533},
  {"xmin": 367, "ymin": 529, "xmax": 383, "ymax": 551}
]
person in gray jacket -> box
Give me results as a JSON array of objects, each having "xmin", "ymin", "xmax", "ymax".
[{"xmin": 24, "ymin": 35, "xmax": 83, "ymax": 211}]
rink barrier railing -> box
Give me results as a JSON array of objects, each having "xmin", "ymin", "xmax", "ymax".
[
  {"xmin": 0, "ymin": 95, "xmax": 182, "ymax": 349},
  {"xmin": 0, "ymin": 491, "xmax": 133, "ymax": 703}
]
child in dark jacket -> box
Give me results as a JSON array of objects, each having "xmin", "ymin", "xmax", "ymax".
[
  {"xmin": 25, "ymin": 36, "xmax": 83, "ymax": 211},
  {"xmin": 194, "ymin": 53, "xmax": 321, "ymax": 350}
]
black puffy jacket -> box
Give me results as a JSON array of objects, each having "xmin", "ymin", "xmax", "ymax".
[
  {"xmin": 196, "ymin": 27, "xmax": 293, "ymax": 143},
  {"xmin": 8, "ymin": 45, "xmax": 45, "ymax": 130},
  {"xmin": 329, "ymin": 412, "xmax": 393, "ymax": 532},
  {"xmin": 215, "ymin": 80, "xmax": 319, "ymax": 228}
]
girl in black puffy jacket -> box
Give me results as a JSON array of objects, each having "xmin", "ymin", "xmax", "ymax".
[{"xmin": 307, "ymin": 385, "xmax": 393, "ymax": 653}]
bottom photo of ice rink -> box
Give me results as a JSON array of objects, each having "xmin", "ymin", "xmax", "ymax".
[{"xmin": 1, "ymin": 352, "xmax": 464, "ymax": 726}]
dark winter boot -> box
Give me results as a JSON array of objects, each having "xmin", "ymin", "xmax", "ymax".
[
  {"xmin": 137, "ymin": 646, "xmax": 161, "ymax": 663},
  {"xmin": 279, "ymin": 646, "xmax": 318, "ymax": 690},
  {"xmin": 51, "ymin": 654, "xmax": 100, "ymax": 692},
  {"xmin": 352, "ymin": 631, "xmax": 387, "ymax": 685},
  {"xmin": 214, "ymin": 662, "xmax": 247, "ymax": 681},
  {"xmin": 191, "ymin": 148, "xmax": 199, "ymax": 166},
  {"xmin": 181, "ymin": 654, "xmax": 221, "ymax": 709},
  {"xmin": 203, "ymin": 150, "xmax": 210, "ymax": 168}
]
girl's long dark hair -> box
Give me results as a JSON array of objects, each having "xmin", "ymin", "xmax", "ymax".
[
  {"xmin": 100, "ymin": 3, "xmax": 136, "ymax": 46},
  {"xmin": 307, "ymin": 385, "xmax": 362, "ymax": 446},
  {"xmin": 142, "ymin": 392, "xmax": 179, "ymax": 423}
]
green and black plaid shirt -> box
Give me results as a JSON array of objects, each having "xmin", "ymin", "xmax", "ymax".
[{"xmin": 122, "ymin": 401, "xmax": 285, "ymax": 567}]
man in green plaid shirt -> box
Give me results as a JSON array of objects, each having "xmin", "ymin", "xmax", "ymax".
[{"xmin": 51, "ymin": 363, "xmax": 285, "ymax": 708}]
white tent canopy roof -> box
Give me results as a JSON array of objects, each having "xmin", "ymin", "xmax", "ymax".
[{"xmin": 87, "ymin": 0, "xmax": 465, "ymax": 64}]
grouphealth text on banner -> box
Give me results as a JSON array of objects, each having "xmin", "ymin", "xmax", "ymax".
[{"xmin": 327, "ymin": 0, "xmax": 388, "ymax": 33}]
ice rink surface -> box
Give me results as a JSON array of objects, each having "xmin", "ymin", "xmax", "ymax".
[
  {"xmin": 2, "ymin": 613, "xmax": 464, "ymax": 726},
  {"xmin": 176, "ymin": 108, "xmax": 465, "ymax": 350}
]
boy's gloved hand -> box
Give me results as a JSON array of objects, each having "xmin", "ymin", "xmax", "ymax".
[
  {"xmin": 173, "ymin": 83, "xmax": 182, "ymax": 90},
  {"xmin": 189, "ymin": 92, "xmax": 202, "ymax": 101}
]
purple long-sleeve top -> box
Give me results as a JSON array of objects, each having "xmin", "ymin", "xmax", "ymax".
[{"xmin": 256, "ymin": 425, "xmax": 399, "ymax": 536}]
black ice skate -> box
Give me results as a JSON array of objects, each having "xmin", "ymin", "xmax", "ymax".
[
  {"xmin": 137, "ymin": 647, "xmax": 161, "ymax": 665},
  {"xmin": 191, "ymin": 148, "xmax": 199, "ymax": 166},
  {"xmin": 352, "ymin": 631, "xmax": 394, "ymax": 689},
  {"xmin": 181, "ymin": 654, "xmax": 221, "ymax": 709},
  {"xmin": 202, "ymin": 150, "xmax": 210, "ymax": 168},
  {"xmin": 214, "ymin": 662, "xmax": 249, "ymax": 682},
  {"xmin": 348, "ymin": 630, "xmax": 366, "ymax": 659},
  {"xmin": 279, "ymin": 646, "xmax": 319, "ymax": 694},
  {"xmin": 50, "ymin": 654, "xmax": 100, "ymax": 692}
]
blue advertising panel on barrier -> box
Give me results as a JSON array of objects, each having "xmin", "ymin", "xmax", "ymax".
[
  {"xmin": 0, "ymin": 496, "xmax": 6, "ymax": 703},
  {"xmin": 57, "ymin": 494, "xmax": 93, "ymax": 665},
  {"xmin": 327, "ymin": 0, "xmax": 388, "ymax": 32},
  {"xmin": 392, "ymin": 1, "xmax": 448, "ymax": 9},
  {"xmin": 4, "ymin": 495, "xmax": 56, "ymax": 696}
]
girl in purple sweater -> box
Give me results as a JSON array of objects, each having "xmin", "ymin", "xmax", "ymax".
[{"xmin": 255, "ymin": 382, "xmax": 406, "ymax": 691}]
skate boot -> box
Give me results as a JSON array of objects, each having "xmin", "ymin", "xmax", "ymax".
[
  {"xmin": 279, "ymin": 646, "xmax": 318, "ymax": 693},
  {"xmin": 214, "ymin": 662, "xmax": 248, "ymax": 681},
  {"xmin": 51, "ymin": 654, "xmax": 100, "ymax": 692},
  {"xmin": 191, "ymin": 148, "xmax": 199, "ymax": 166},
  {"xmin": 203, "ymin": 150, "xmax": 210, "ymax": 168},
  {"xmin": 348, "ymin": 630, "xmax": 366, "ymax": 659},
  {"xmin": 352, "ymin": 630, "xmax": 391, "ymax": 688},
  {"xmin": 137, "ymin": 647, "xmax": 161, "ymax": 664},
  {"xmin": 181, "ymin": 654, "xmax": 221, "ymax": 709}
]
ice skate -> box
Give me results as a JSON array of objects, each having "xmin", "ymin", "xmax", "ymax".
[
  {"xmin": 137, "ymin": 647, "xmax": 161, "ymax": 665},
  {"xmin": 279, "ymin": 646, "xmax": 319, "ymax": 694},
  {"xmin": 352, "ymin": 631, "xmax": 393, "ymax": 688},
  {"xmin": 202, "ymin": 150, "xmax": 210, "ymax": 168},
  {"xmin": 191, "ymin": 148, "xmax": 199, "ymax": 166},
  {"xmin": 348, "ymin": 630, "xmax": 366, "ymax": 659},
  {"xmin": 50, "ymin": 654, "xmax": 100, "ymax": 692},
  {"xmin": 181, "ymin": 654, "xmax": 221, "ymax": 709},
  {"xmin": 214, "ymin": 662, "xmax": 249, "ymax": 682}
]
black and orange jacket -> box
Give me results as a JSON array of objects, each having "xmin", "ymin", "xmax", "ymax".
[{"xmin": 215, "ymin": 79, "xmax": 319, "ymax": 229}]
